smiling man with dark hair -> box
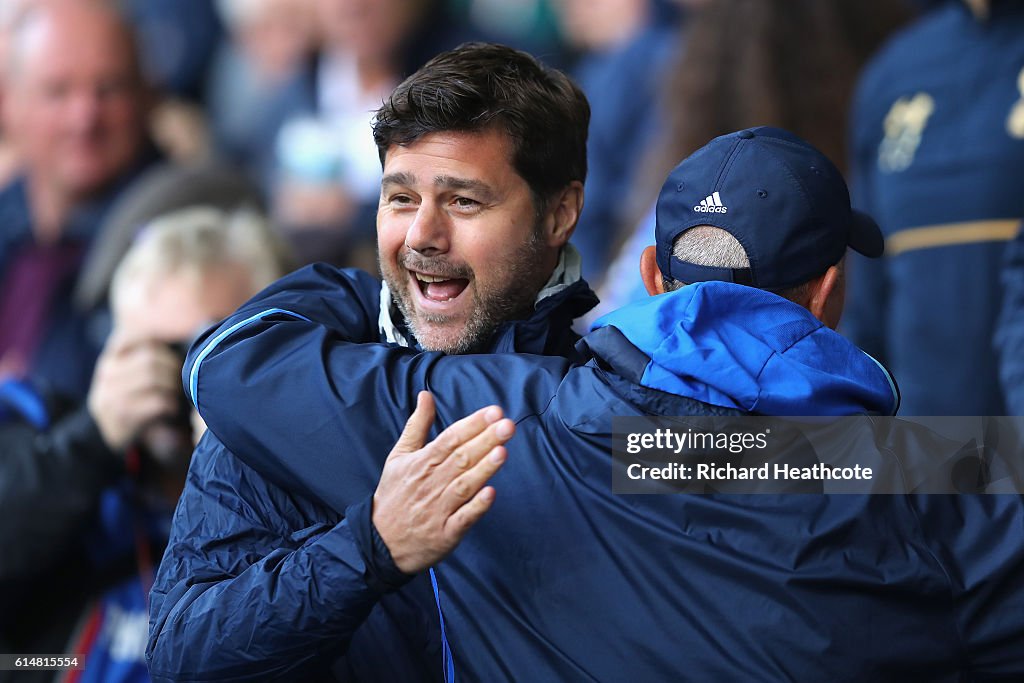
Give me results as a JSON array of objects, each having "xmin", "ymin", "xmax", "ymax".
[
  {"xmin": 372, "ymin": 42, "xmax": 592, "ymax": 355},
  {"xmin": 148, "ymin": 42, "xmax": 598, "ymax": 682}
]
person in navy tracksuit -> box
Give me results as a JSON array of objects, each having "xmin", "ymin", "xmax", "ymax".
[
  {"xmin": 845, "ymin": 0, "xmax": 1024, "ymax": 416},
  {"xmin": 149, "ymin": 128, "xmax": 1024, "ymax": 680},
  {"xmin": 147, "ymin": 42, "xmax": 599, "ymax": 682}
]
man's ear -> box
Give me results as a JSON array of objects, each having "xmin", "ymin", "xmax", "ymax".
[
  {"xmin": 639, "ymin": 245, "xmax": 667, "ymax": 295},
  {"xmin": 541, "ymin": 181, "xmax": 583, "ymax": 248},
  {"xmin": 806, "ymin": 264, "xmax": 843, "ymax": 329}
]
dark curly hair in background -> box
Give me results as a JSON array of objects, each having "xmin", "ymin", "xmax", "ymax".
[{"xmin": 628, "ymin": 0, "xmax": 914, "ymax": 228}]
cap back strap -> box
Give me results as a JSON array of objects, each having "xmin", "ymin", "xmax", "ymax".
[{"xmin": 668, "ymin": 259, "xmax": 755, "ymax": 286}]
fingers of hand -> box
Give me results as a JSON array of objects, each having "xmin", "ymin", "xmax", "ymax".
[
  {"xmin": 427, "ymin": 404, "xmax": 504, "ymax": 465},
  {"xmin": 393, "ymin": 391, "xmax": 436, "ymax": 454},
  {"xmin": 442, "ymin": 443, "xmax": 507, "ymax": 513},
  {"xmin": 97, "ymin": 343, "xmax": 181, "ymax": 404},
  {"xmin": 129, "ymin": 392, "xmax": 181, "ymax": 423},
  {"xmin": 90, "ymin": 384, "xmax": 180, "ymax": 451},
  {"xmin": 444, "ymin": 486, "xmax": 497, "ymax": 540},
  {"xmin": 88, "ymin": 341, "xmax": 186, "ymax": 447},
  {"xmin": 442, "ymin": 416, "xmax": 515, "ymax": 476}
]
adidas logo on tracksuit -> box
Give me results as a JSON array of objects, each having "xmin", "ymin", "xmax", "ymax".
[{"xmin": 694, "ymin": 192, "xmax": 728, "ymax": 213}]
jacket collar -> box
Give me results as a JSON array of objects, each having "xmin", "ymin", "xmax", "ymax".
[{"xmin": 586, "ymin": 283, "xmax": 899, "ymax": 416}]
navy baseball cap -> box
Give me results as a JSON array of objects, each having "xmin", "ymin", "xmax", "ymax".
[{"xmin": 655, "ymin": 127, "xmax": 884, "ymax": 290}]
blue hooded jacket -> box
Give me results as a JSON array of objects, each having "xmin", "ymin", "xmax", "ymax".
[{"xmin": 152, "ymin": 269, "xmax": 1024, "ymax": 680}]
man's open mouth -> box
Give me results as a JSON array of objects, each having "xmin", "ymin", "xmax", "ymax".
[{"xmin": 413, "ymin": 272, "xmax": 470, "ymax": 303}]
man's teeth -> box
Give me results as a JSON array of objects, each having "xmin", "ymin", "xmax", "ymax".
[{"xmin": 415, "ymin": 273, "xmax": 449, "ymax": 283}]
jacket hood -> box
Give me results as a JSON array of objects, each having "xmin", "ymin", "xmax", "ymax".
[{"xmin": 591, "ymin": 282, "xmax": 899, "ymax": 416}]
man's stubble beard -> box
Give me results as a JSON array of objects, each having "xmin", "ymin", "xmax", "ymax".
[{"xmin": 381, "ymin": 226, "xmax": 551, "ymax": 355}]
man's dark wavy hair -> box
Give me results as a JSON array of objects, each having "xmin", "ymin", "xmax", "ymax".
[{"xmin": 373, "ymin": 42, "xmax": 590, "ymax": 207}]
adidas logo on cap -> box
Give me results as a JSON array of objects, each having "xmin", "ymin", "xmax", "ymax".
[{"xmin": 694, "ymin": 191, "xmax": 728, "ymax": 213}]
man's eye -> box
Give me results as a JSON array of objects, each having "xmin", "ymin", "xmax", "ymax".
[
  {"xmin": 390, "ymin": 194, "xmax": 414, "ymax": 206},
  {"xmin": 96, "ymin": 78, "xmax": 131, "ymax": 100},
  {"xmin": 42, "ymin": 82, "xmax": 70, "ymax": 102},
  {"xmin": 453, "ymin": 197, "xmax": 479, "ymax": 209}
]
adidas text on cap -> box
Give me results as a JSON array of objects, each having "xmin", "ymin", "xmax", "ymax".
[{"xmin": 655, "ymin": 126, "xmax": 884, "ymax": 290}]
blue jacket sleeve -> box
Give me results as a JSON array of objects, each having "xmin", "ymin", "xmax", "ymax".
[
  {"xmin": 184, "ymin": 263, "xmax": 384, "ymax": 390},
  {"xmin": 147, "ymin": 432, "xmax": 412, "ymax": 682},
  {"xmin": 192, "ymin": 322, "xmax": 570, "ymax": 513},
  {"xmin": 185, "ymin": 290, "xmax": 570, "ymax": 513},
  {"xmin": 997, "ymin": 233, "xmax": 1024, "ymax": 414}
]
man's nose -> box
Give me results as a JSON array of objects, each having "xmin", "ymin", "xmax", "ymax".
[
  {"xmin": 404, "ymin": 204, "xmax": 450, "ymax": 256},
  {"xmin": 66, "ymin": 90, "xmax": 103, "ymax": 133}
]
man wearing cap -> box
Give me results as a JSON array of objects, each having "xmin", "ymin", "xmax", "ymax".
[{"xmin": 154, "ymin": 128, "xmax": 1024, "ymax": 680}]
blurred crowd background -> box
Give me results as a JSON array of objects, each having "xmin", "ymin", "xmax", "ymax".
[{"xmin": 0, "ymin": 0, "xmax": 936, "ymax": 402}]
